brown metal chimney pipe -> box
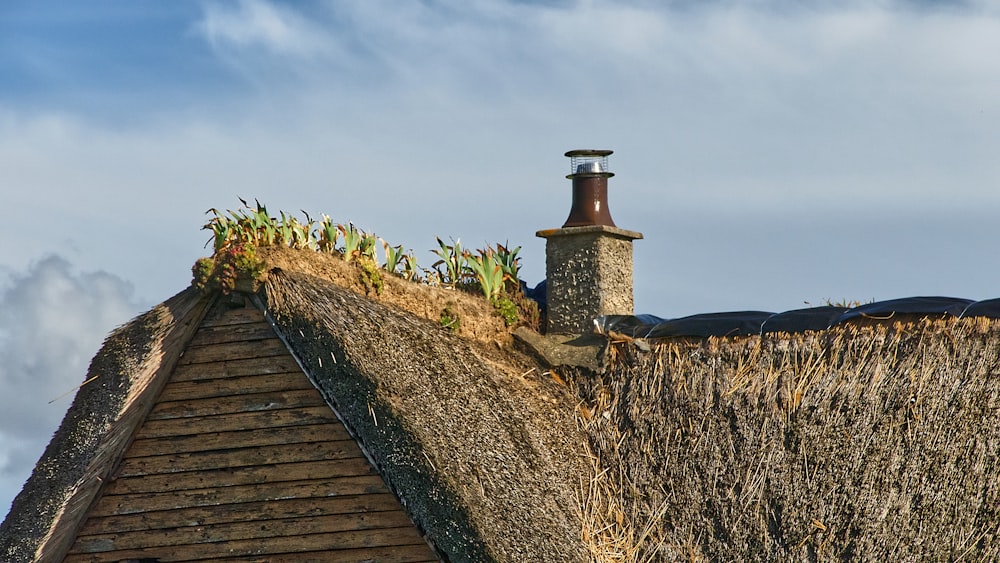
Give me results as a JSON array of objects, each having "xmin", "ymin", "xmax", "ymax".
[{"xmin": 562, "ymin": 149, "xmax": 617, "ymax": 228}]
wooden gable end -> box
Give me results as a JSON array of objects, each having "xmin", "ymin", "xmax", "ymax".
[{"xmin": 64, "ymin": 300, "xmax": 438, "ymax": 562}]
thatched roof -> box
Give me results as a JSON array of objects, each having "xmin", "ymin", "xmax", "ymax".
[
  {"xmin": 4, "ymin": 243, "xmax": 1000, "ymax": 561},
  {"xmin": 574, "ymin": 319, "xmax": 1000, "ymax": 560},
  {"xmin": 261, "ymin": 268, "xmax": 588, "ymax": 561},
  {"xmin": 0, "ymin": 247, "xmax": 588, "ymax": 562}
]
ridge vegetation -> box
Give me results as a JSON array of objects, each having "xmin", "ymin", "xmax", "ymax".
[{"xmin": 193, "ymin": 198, "xmax": 539, "ymax": 331}]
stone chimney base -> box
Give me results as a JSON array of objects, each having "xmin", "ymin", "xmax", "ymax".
[{"xmin": 537, "ymin": 225, "xmax": 643, "ymax": 334}]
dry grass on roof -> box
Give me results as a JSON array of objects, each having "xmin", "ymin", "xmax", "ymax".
[
  {"xmin": 257, "ymin": 245, "xmax": 515, "ymax": 349},
  {"xmin": 572, "ymin": 317, "xmax": 1000, "ymax": 561}
]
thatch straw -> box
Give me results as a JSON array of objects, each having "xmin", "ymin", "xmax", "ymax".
[
  {"xmin": 263, "ymin": 269, "xmax": 590, "ymax": 562},
  {"xmin": 572, "ymin": 318, "xmax": 1000, "ymax": 561}
]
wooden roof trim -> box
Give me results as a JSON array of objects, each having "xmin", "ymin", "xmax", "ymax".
[{"xmin": 34, "ymin": 289, "xmax": 214, "ymax": 563}]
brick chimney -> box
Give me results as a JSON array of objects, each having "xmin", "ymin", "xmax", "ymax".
[{"xmin": 536, "ymin": 150, "xmax": 643, "ymax": 334}]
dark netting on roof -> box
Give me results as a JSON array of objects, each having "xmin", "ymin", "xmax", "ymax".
[
  {"xmin": 961, "ymin": 298, "xmax": 1000, "ymax": 318},
  {"xmin": 761, "ymin": 306, "xmax": 848, "ymax": 334},
  {"xmin": 597, "ymin": 311, "xmax": 775, "ymax": 338},
  {"xmin": 522, "ymin": 279, "xmax": 547, "ymax": 315},
  {"xmin": 596, "ymin": 296, "xmax": 1000, "ymax": 339},
  {"xmin": 593, "ymin": 314, "xmax": 666, "ymax": 337},
  {"xmin": 836, "ymin": 296, "xmax": 973, "ymax": 322}
]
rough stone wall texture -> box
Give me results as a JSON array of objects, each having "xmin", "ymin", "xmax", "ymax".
[{"xmin": 542, "ymin": 226, "xmax": 641, "ymax": 334}]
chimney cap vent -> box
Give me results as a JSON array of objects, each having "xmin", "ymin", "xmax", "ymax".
[
  {"xmin": 564, "ymin": 149, "xmax": 613, "ymax": 157},
  {"xmin": 565, "ymin": 149, "xmax": 614, "ymax": 179}
]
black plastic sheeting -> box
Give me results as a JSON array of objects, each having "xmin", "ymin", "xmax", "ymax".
[
  {"xmin": 836, "ymin": 297, "xmax": 973, "ymax": 322},
  {"xmin": 961, "ymin": 298, "xmax": 1000, "ymax": 318},
  {"xmin": 594, "ymin": 296, "xmax": 1000, "ymax": 339},
  {"xmin": 523, "ymin": 280, "xmax": 547, "ymax": 314},
  {"xmin": 761, "ymin": 306, "xmax": 849, "ymax": 334},
  {"xmin": 598, "ymin": 312, "xmax": 774, "ymax": 338}
]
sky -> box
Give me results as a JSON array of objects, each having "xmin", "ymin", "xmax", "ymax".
[{"xmin": 1, "ymin": 0, "xmax": 999, "ymax": 519}]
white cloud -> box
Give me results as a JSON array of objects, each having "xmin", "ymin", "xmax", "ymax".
[
  {"xmin": 0, "ymin": 256, "xmax": 141, "ymax": 517},
  {"xmin": 197, "ymin": 0, "xmax": 335, "ymax": 58},
  {"xmin": 3, "ymin": 0, "xmax": 1000, "ymax": 321},
  {"xmin": 188, "ymin": 1, "xmax": 1000, "ymax": 114}
]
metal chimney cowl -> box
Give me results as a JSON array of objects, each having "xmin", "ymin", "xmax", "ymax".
[
  {"xmin": 536, "ymin": 149, "xmax": 643, "ymax": 334},
  {"xmin": 562, "ymin": 149, "xmax": 616, "ymax": 228}
]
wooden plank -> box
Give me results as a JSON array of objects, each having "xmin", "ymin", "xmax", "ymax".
[
  {"xmin": 178, "ymin": 338, "xmax": 288, "ymax": 365},
  {"xmin": 156, "ymin": 371, "xmax": 314, "ymax": 402},
  {"xmin": 71, "ymin": 511, "xmax": 421, "ymax": 553},
  {"xmin": 148, "ymin": 389, "xmax": 326, "ymax": 420},
  {"xmin": 118, "ymin": 440, "xmax": 366, "ymax": 477},
  {"xmin": 240, "ymin": 547, "xmax": 440, "ymax": 563},
  {"xmin": 187, "ymin": 321, "xmax": 276, "ymax": 346},
  {"xmin": 134, "ymin": 406, "xmax": 339, "ymax": 439},
  {"xmin": 126, "ymin": 423, "xmax": 353, "ymax": 457},
  {"xmin": 78, "ymin": 493, "xmax": 406, "ymax": 535},
  {"xmin": 200, "ymin": 307, "xmax": 264, "ymax": 327},
  {"xmin": 171, "ymin": 355, "xmax": 302, "ymax": 381},
  {"xmin": 89, "ymin": 473, "xmax": 389, "ymax": 517},
  {"xmin": 107, "ymin": 458, "xmax": 374, "ymax": 495},
  {"xmin": 64, "ymin": 527, "xmax": 432, "ymax": 562}
]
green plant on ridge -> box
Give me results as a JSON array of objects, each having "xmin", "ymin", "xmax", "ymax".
[
  {"xmin": 192, "ymin": 257, "xmax": 216, "ymax": 291},
  {"xmin": 197, "ymin": 199, "xmax": 540, "ymax": 328},
  {"xmin": 357, "ymin": 257, "xmax": 384, "ymax": 296},
  {"xmin": 211, "ymin": 242, "xmax": 264, "ymax": 295},
  {"xmin": 339, "ymin": 223, "xmax": 376, "ymax": 263},
  {"xmin": 358, "ymin": 232, "xmax": 378, "ymax": 263},
  {"xmin": 467, "ymin": 243, "xmax": 531, "ymax": 327},
  {"xmin": 234, "ymin": 198, "xmax": 277, "ymax": 246},
  {"xmin": 317, "ymin": 215, "xmax": 340, "ymax": 254},
  {"xmin": 279, "ymin": 211, "xmax": 316, "ymax": 250},
  {"xmin": 494, "ymin": 242, "xmax": 522, "ymax": 291},
  {"xmin": 440, "ymin": 304, "xmax": 461, "ymax": 333},
  {"xmin": 466, "ymin": 247, "xmax": 505, "ymax": 301},
  {"xmin": 401, "ymin": 251, "xmax": 421, "ymax": 282},
  {"xmin": 492, "ymin": 295, "xmax": 519, "ymax": 327},
  {"xmin": 381, "ymin": 239, "xmax": 405, "ymax": 276},
  {"xmin": 431, "ymin": 237, "xmax": 468, "ymax": 287},
  {"xmin": 204, "ymin": 209, "xmax": 235, "ymax": 253}
]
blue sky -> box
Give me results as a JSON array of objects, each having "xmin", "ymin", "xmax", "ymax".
[{"xmin": 2, "ymin": 0, "xmax": 999, "ymax": 518}]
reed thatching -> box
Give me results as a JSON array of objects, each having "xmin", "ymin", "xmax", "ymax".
[
  {"xmin": 0, "ymin": 288, "xmax": 210, "ymax": 563},
  {"xmin": 263, "ymin": 268, "xmax": 589, "ymax": 562},
  {"xmin": 573, "ymin": 318, "xmax": 1000, "ymax": 561},
  {"xmin": 7, "ymin": 238, "xmax": 1000, "ymax": 562}
]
